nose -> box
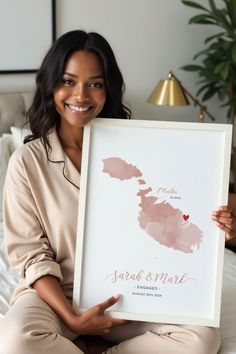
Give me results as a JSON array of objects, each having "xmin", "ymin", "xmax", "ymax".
[{"xmin": 72, "ymin": 84, "xmax": 89, "ymax": 101}]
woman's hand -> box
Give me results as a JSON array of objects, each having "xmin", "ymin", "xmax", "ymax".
[
  {"xmin": 212, "ymin": 206, "xmax": 235, "ymax": 241},
  {"xmin": 67, "ymin": 295, "xmax": 129, "ymax": 335}
]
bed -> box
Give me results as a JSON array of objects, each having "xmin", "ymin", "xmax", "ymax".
[{"xmin": 0, "ymin": 91, "xmax": 236, "ymax": 353}]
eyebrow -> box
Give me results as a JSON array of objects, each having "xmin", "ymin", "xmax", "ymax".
[{"xmin": 64, "ymin": 72, "xmax": 104, "ymax": 79}]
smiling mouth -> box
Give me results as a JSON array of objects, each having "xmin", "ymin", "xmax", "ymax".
[{"xmin": 65, "ymin": 103, "xmax": 92, "ymax": 113}]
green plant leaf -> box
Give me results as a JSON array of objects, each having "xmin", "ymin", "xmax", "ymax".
[
  {"xmin": 208, "ymin": 39, "xmax": 231, "ymax": 52},
  {"xmin": 208, "ymin": 0, "xmax": 217, "ymax": 13},
  {"xmin": 221, "ymin": 102, "xmax": 230, "ymax": 108},
  {"xmin": 204, "ymin": 32, "xmax": 225, "ymax": 43},
  {"xmin": 206, "ymin": 1, "xmax": 234, "ymax": 33},
  {"xmin": 215, "ymin": 8, "xmax": 234, "ymax": 31},
  {"xmin": 225, "ymin": 0, "xmax": 236, "ymax": 28},
  {"xmin": 196, "ymin": 85, "xmax": 210, "ymax": 96},
  {"xmin": 193, "ymin": 48, "xmax": 212, "ymax": 60},
  {"xmin": 202, "ymin": 87, "xmax": 218, "ymax": 100},
  {"xmin": 229, "ymin": 70, "xmax": 236, "ymax": 85},
  {"xmin": 196, "ymin": 83, "xmax": 219, "ymax": 96},
  {"xmin": 189, "ymin": 14, "xmax": 216, "ymax": 24},
  {"xmin": 181, "ymin": 65, "xmax": 203, "ymax": 71},
  {"xmin": 197, "ymin": 78, "xmax": 212, "ymax": 85},
  {"xmin": 214, "ymin": 62, "xmax": 226, "ymax": 74},
  {"xmin": 218, "ymin": 85, "xmax": 228, "ymax": 100},
  {"xmin": 181, "ymin": 0, "xmax": 208, "ymax": 11},
  {"xmin": 215, "ymin": 61, "xmax": 230, "ymax": 79},
  {"xmin": 231, "ymin": 43, "xmax": 236, "ymax": 62},
  {"xmin": 198, "ymin": 68, "xmax": 219, "ymax": 80},
  {"xmin": 180, "ymin": 0, "xmax": 236, "ymax": 124},
  {"xmin": 221, "ymin": 97, "xmax": 235, "ymax": 108}
]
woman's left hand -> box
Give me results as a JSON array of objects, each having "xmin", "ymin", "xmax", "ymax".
[{"xmin": 212, "ymin": 206, "xmax": 235, "ymax": 241}]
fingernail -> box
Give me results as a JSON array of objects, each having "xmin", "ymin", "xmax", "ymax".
[{"xmin": 113, "ymin": 294, "xmax": 121, "ymax": 300}]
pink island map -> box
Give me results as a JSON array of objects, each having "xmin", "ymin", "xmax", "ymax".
[{"xmin": 103, "ymin": 157, "xmax": 203, "ymax": 254}]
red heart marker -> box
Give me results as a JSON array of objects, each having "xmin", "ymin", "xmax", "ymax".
[{"xmin": 183, "ymin": 214, "xmax": 189, "ymax": 221}]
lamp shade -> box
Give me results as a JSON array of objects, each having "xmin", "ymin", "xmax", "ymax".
[
  {"xmin": 147, "ymin": 75, "xmax": 190, "ymax": 106},
  {"xmin": 147, "ymin": 71, "xmax": 215, "ymax": 122}
]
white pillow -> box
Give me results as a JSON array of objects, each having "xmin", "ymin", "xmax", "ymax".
[
  {"xmin": 10, "ymin": 126, "xmax": 31, "ymax": 150},
  {"xmin": 0, "ymin": 134, "xmax": 15, "ymax": 221},
  {"xmin": 0, "ymin": 127, "xmax": 31, "ymax": 221}
]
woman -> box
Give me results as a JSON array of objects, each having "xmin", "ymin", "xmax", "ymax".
[{"xmin": 0, "ymin": 30, "xmax": 234, "ymax": 354}]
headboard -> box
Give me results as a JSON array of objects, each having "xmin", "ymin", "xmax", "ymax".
[{"xmin": 0, "ymin": 92, "xmax": 34, "ymax": 135}]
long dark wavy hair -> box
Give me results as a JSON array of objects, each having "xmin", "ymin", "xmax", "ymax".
[{"xmin": 24, "ymin": 30, "xmax": 131, "ymax": 150}]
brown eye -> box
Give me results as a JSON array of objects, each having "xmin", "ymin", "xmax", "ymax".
[
  {"xmin": 89, "ymin": 82, "xmax": 104, "ymax": 89},
  {"xmin": 63, "ymin": 79, "xmax": 74, "ymax": 86}
]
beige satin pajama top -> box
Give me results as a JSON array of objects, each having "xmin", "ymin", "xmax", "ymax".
[{"xmin": 3, "ymin": 129, "xmax": 80, "ymax": 304}]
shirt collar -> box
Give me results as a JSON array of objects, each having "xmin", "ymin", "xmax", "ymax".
[{"xmin": 47, "ymin": 129, "xmax": 80, "ymax": 189}]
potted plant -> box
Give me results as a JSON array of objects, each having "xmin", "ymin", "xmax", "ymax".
[{"xmin": 181, "ymin": 0, "xmax": 236, "ymax": 190}]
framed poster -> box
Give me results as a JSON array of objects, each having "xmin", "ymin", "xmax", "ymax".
[
  {"xmin": 73, "ymin": 118, "xmax": 232, "ymax": 327},
  {"xmin": 0, "ymin": 0, "xmax": 56, "ymax": 73}
]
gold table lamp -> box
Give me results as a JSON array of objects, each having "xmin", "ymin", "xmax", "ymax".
[{"xmin": 147, "ymin": 71, "xmax": 215, "ymax": 123}]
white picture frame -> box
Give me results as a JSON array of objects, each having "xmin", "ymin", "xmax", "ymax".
[{"xmin": 73, "ymin": 118, "xmax": 232, "ymax": 327}]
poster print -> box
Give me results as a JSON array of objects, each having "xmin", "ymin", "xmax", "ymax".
[
  {"xmin": 73, "ymin": 118, "xmax": 232, "ymax": 326},
  {"xmin": 0, "ymin": 0, "xmax": 56, "ymax": 73}
]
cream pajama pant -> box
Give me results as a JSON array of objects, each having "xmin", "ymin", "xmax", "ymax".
[{"xmin": 0, "ymin": 293, "xmax": 221, "ymax": 354}]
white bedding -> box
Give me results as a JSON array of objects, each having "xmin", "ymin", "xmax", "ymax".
[
  {"xmin": 220, "ymin": 248, "xmax": 236, "ymax": 354},
  {"xmin": 0, "ymin": 129, "xmax": 236, "ymax": 353},
  {"xmin": 0, "ymin": 219, "xmax": 236, "ymax": 352},
  {"xmin": 0, "ymin": 220, "xmax": 18, "ymax": 318}
]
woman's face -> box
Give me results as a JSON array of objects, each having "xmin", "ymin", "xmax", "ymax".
[{"xmin": 53, "ymin": 50, "xmax": 107, "ymax": 129}]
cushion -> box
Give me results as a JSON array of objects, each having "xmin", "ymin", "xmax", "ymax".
[
  {"xmin": 0, "ymin": 134, "xmax": 15, "ymax": 221},
  {"xmin": 0, "ymin": 92, "xmax": 34, "ymax": 135},
  {"xmin": 0, "ymin": 127, "xmax": 30, "ymax": 221},
  {"xmin": 10, "ymin": 126, "xmax": 31, "ymax": 150}
]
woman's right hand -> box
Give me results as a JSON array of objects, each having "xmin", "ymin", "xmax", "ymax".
[{"xmin": 67, "ymin": 295, "xmax": 129, "ymax": 335}]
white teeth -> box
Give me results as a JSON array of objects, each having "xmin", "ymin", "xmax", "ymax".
[{"xmin": 67, "ymin": 104, "xmax": 90, "ymax": 112}]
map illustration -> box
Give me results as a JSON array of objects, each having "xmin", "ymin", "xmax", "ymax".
[{"xmin": 103, "ymin": 157, "xmax": 203, "ymax": 254}]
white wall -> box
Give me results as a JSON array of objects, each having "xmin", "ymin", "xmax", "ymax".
[{"xmin": 0, "ymin": 0, "xmax": 227, "ymax": 124}]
